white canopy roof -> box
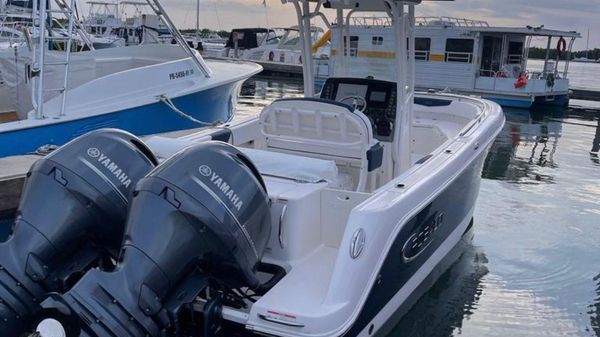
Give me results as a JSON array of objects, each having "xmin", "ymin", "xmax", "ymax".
[
  {"xmin": 469, "ymin": 26, "xmax": 580, "ymax": 38},
  {"xmin": 281, "ymin": 0, "xmax": 452, "ymax": 11}
]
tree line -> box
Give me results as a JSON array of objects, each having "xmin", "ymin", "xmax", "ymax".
[
  {"xmin": 529, "ymin": 47, "xmax": 600, "ymax": 60},
  {"xmin": 180, "ymin": 28, "xmax": 230, "ymax": 38}
]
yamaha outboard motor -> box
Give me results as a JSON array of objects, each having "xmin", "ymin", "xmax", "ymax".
[
  {"xmin": 0, "ymin": 129, "xmax": 157, "ymax": 336},
  {"xmin": 38, "ymin": 142, "xmax": 272, "ymax": 337}
]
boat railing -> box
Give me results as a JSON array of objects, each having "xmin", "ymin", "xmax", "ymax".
[
  {"xmin": 347, "ymin": 16, "xmax": 392, "ymax": 27},
  {"xmin": 507, "ymin": 54, "xmax": 522, "ymax": 64},
  {"xmin": 445, "ymin": 51, "xmax": 473, "ymax": 63},
  {"xmin": 343, "ymin": 16, "xmax": 489, "ymax": 28},
  {"xmin": 479, "ymin": 69, "xmax": 496, "ymax": 77},
  {"xmin": 415, "ymin": 50, "xmax": 429, "ymax": 61},
  {"xmin": 0, "ymin": 24, "xmax": 25, "ymax": 45},
  {"xmin": 416, "ymin": 17, "xmax": 490, "ymax": 28}
]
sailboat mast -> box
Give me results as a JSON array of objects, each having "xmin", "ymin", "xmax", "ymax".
[
  {"xmin": 586, "ymin": 27, "xmax": 590, "ymax": 58},
  {"xmin": 196, "ymin": 0, "xmax": 199, "ymax": 36},
  {"xmin": 263, "ymin": 0, "xmax": 269, "ymax": 31}
]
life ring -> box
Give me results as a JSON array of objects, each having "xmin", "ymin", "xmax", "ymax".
[
  {"xmin": 514, "ymin": 73, "xmax": 528, "ymax": 89},
  {"xmin": 268, "ymin": 51, "xmax": 275, "ymax": 61},
  {"xmin": 556, "ymin": 37, "xmax": 567, "ymax": 56}
]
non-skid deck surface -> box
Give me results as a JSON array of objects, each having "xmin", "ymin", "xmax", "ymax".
[{"xmin": 0, "ymin": 112, "xmax": 19, "ymax": 124}]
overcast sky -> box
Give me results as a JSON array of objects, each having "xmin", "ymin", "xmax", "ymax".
[{"xmin": 112, "ymin": 0, "xmax": 598, "ymax": 50}]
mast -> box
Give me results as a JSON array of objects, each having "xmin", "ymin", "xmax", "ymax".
[
  {"xmin": 195, "ymin": 0, "xmax": 199, "ymax": 37},
  {"xmin": 263, "ymin": 0, "xmax": 270, "ymax": 32},
  {"xmin": 214, "ymin": 0, "xmax": 221, "ymax": 32},
  {"xmin": 586, "ymin": 27, "xmax": 590, "ymax": 59}
]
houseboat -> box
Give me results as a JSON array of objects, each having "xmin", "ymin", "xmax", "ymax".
[{"xmin": 326, "ymin": 16, "xmax": 580, "ymax": 109}]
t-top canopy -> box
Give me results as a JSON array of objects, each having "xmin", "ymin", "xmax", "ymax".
[{"xmin": 281, "ymin": 0, "xmax": 453, "ymax": 11}]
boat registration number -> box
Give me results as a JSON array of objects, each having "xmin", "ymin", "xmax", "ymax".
[{"xmin": 169, "ymin": 68, "xmax": 195, "ymax": 80}]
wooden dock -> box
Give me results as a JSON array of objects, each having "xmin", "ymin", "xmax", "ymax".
[
  {"xmin": 0, "ymin": 155, "xmax": 39, "ymax": 213},
  {"xmin": 570, "ymin": 88, "xmax": 600, "ymax": 102}
]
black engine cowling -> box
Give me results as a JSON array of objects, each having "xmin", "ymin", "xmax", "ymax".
[
  {"xmin": 39, "ymin": 141, "xmax": 272, "ymax": 337},
  {"xmin": 0, "ymin": 129, "xmax": 157, "ymax": 336}
]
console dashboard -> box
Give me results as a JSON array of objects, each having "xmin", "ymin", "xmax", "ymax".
[{"xmin": 320, "ymin": 78, "xmax": 397, "ymax": 142}]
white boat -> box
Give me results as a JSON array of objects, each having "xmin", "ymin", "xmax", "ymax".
[
  {"xmin": 572, "ymin": 28, "xmax": 598, "ymax": 63},
  {"xmin": 83, "ymin": 0, "xmax": 169, "ymax": 48},
  {"xmin": 202, "ymin": 27, "xmax": 279, "ymax": 59},
  {"xmin": 572, "ymin": 57, "xmax": 598, "ymax": 63},
  {"xmin": 206, "ymin": 26, "xmax": 330, "ymax": 77},
  {"xmin": 0, "ymin": 0, "xmax": 261, "ymax": 157},
  {"xmin": 0, "ymin": 2, "xmax": 124, "ymax": 51},
  {"xmin": 30, "ymin": 1, "xmax": 504, "ymax": 337},
  {"xmin": 320, "ymin": 16, "xmax": 581, "ymax": 109}
]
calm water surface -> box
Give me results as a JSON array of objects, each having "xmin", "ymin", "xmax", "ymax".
[
  {"xmin": 1, "ymin": 72, "xmax": 599, "ymax": 336},
  {"xmin": 528, "ymin": 59, "xmax": 600, "ymax": 90},
  {"xmin": 237, "ymin": 74, "xmax": 600, "ymax": 337}
]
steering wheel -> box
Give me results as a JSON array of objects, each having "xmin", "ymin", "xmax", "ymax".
[{"xmin": 339, "ymin": 95, "xmax": 368, "ymax": 113}]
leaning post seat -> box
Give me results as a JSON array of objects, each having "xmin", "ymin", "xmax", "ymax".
[{"xmin": 258, "ymin": 97, "xmax": 383, "ymax": 192}]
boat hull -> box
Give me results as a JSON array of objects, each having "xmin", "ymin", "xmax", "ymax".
[
  {"xmin": 482, "ymin": 95, "xmax": 534, "ymax": 109},
  {"xmin": 0, "ymin": 81, "xmax": 239, "ymax": 157},
  {"xmin": 346, "ymin": 146, "xmax": 489, "ymax": 337},
  {"xmin": 534, "ymin": 94, "xmax": 569, "ymax": 107}
]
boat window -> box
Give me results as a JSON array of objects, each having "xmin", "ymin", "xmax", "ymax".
[
  {"xmin": 508, "ymin": 41, "xmax": 524, "ymax": 64},
  {"xmin": 372, "ymin": 36, "xmax": 384, "ymax": 46},
  {"xmin": 344, "ymin": 36, "xmax": 359, "ymax": 57},
  {"xmin": 415, "ymin": 37, "xmax": 431, "ymax": 61},
  {"xmin": 445, "ymin": 38, "xmax": 474, "ymax": 63},
  {"xmin": 282, "ymin": 30, "xmax": 301, "ymax": 47}
]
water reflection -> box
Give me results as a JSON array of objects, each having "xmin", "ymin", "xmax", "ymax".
[
  {"xmin": 591, "ymin": 274, "xmax": 600, "ymax": 336},
  {"xmin": 236, "ymin": 76, "xmax": 303, "ymax": 119},
  {"xmin": 482, "ymin": 109, "xmax": 563, "ymax": 184},
  {"xmin": 390, "ymin": 238, "xmax": 489, "ymax": 337},
  {"xmin": 591, "ymin": 118, "xmax": 600, "ymax": 165}
]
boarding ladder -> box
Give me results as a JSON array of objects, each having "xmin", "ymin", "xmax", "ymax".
[{"xmin": 30, "ymin": 0, "xmax": 94, "ymax": 119}]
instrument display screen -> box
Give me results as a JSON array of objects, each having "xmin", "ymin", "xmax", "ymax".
[
  {"xmin": 370, "ymin": 91, "xmax": 387, "ymax": 103},
  {"xmin": 335, "ymin": 84, "xmax": 369, "ymax": 101},
  {"xmin": 320, "ymin": 77, "xmax": 397, "ymax": 141}
]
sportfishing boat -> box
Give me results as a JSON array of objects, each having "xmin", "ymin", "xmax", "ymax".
[
  {"xmin": 22, "ymin": 1, "xmax": 503, "ymax": 337},
  {"xmin": 321, "ymin": 16, "xmax": 581, "ymax": 109},
  {"xmin": 83, "ymin": 0, "xmax": 169, "ymax": 48},
  {"xmin": 0, "ymin": 0, "xmax": 261, "ymax": 158},
  {"xmin": 0, "ymin": 0, "xmax": 119, "ymax": 50}
]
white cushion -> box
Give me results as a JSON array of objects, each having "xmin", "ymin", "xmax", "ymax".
[
  {"xmin": 240, "ymin": 148, "xmax": 338, "ymax": 184},
  {"xmin": 145, "ymin": 136, "xmax": 340, "ymax": 184}
]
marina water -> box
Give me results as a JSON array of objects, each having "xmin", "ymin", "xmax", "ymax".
[{"xmin": 2, "ymin": 62, "xmax": 600, "ymax": 336}]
